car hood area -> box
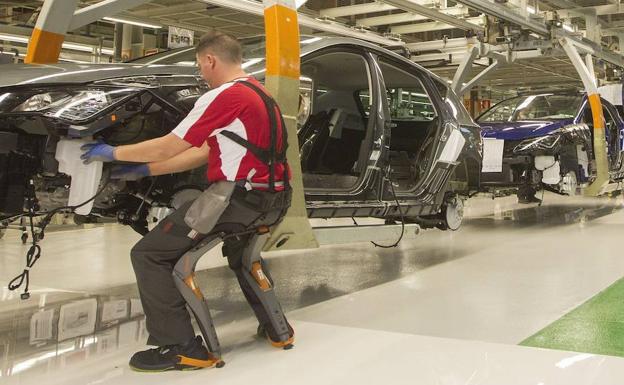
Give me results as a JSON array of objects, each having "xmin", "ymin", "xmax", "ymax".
[
  {"xmin": 479, "ymin": 119, "xmax": 574, "ymax": 141},
  {"xmin": 0, "ymin": 63, "xmax": 198, "ymax": 87}
]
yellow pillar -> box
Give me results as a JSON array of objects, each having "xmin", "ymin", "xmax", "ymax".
[
  {"xmin": 585, "ymin": 93, "xmax": 609, "ymax": 196},
  {"xmin": 262, "ymin": 0, "xmax": 318, "ymax": 250},
  {"xmin": 559, "ymin": 37, "xmax": 609, "ymax": 196},
  {"xmin": 25, "ymin": 0, "xmax": 79, "ymax": 64}
]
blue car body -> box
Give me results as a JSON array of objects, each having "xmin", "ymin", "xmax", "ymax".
[{"xmin": 476, "ymin": 93, "xmax": 624, "ymax": 198}]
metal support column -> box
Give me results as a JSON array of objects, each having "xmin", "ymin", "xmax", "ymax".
[
  {"xmin": 560, "ymin": 37, "xmax": 609, "ymax": 196},
  {"xmin": 262, "ymin": 0, "xmax": 318, "ymax": 251},
  {"xmin": 25, "ymin": 0, "xmax": 79, "ymax": 64},
  {"xmin": 451, "ymin": 46, "xmax": 479, "ymax": 95},
  {"xmin": 113, "ymin": 22, "xmax": 123, "ymax": 61},
  {"xmin": 451, "ymin": 46, "xmax": 504, "ymax": 96},
  {"xmin": 26, "ymin": 0, "xmax": 152, "ymax": 64},
  {"xmin": 121, "ymin": 24, "xmax": 133, "ymax": 61}
]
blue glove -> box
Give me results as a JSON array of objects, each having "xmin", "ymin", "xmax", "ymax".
[
  {"xmin": 110, "ymin": 164, "xmax": 151, "ymax": 181},
  {"xmin": 80, "ymin": 141, "xmax": 116, "ymax": 164}
]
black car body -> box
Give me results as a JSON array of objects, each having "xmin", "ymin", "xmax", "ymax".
[{"xmin": 0, "ymin": 37, "xmax": 481, "ymax": 235}]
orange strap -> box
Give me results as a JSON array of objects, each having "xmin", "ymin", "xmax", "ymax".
[
  {"xmin": 177, "ymin": 355, "xmax": 221, "ymax": 368},
  {"xmin": 268, "ymin": 334, "xmax": 295, "ymax": 348}
]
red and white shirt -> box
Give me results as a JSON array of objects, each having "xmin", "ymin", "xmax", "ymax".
[{"xmin": 172, "ymin": 76, "xmax": 289, "ymax": 187}]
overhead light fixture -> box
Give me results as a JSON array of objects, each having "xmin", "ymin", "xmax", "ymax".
[
  {"xmin": 0, "ymin": 34, "xmax": 29, "ymax": 44},
  {"xmin": 562, "ymin": 23, "xmax": 574, "ymax": 32},
  {"xmin": 296, "ymin": 0, "xmax": 309, "ymax": 9},
  {"xmin": 526, "ymin": 6, "xmax": 536, "ymax": 14},
  {"xmin": 62, "ymin": 42, "xmax": 95, "ymax": 53},
  {"xmin": 102, "ymin": 17, "xmax": 162, "ymax": 29},
  {"xmin": 242, "ymin": 58, "xmax": 264, "ymax": 69},
  {"xmin": 0, "ymin": 33, "xmax": 112, "ymax": 55}
]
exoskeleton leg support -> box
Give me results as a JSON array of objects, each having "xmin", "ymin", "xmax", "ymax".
[
  {"xmin": 172, "ymin": 234, "xmax": 225, "ymax": 368},
  {"xmin": 241, "ymin": 233, "xmax": 294, "ymax": 348}
]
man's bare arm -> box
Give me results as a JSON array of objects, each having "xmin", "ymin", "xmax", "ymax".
[
  {"xmin": 114, "ymin": 133, "xmax": 192, "ymax": 163},
  {"xmin": 147, "ymin": 142, "xmax": 209, "ymax": 176}
]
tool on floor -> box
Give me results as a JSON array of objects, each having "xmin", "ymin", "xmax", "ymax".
[{"xmin": 172, "ymin": 224, "xmax": 294, "ymax": 367}]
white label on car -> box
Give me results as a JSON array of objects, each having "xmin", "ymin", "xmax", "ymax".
[{"xmin": 482, "ymin": 138, "xmax": 505, "ymax": 173}]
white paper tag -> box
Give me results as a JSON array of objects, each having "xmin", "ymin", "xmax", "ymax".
[
  {"xmin": 30, "ymin": 309, "xmax": 54, "ymax": 345},
  {"xmin": 482, "ymin": 138, "xmax": 505, "ymax": 173}
]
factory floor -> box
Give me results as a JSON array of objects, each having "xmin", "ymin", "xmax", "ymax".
[{"xmin": 1, "ymin": 192, "xmax": 624, "ymax": 384}]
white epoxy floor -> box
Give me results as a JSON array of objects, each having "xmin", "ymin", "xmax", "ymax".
[
  {"xmin": 2, "ymin": 192, "xmax": 624, "ymax": 384},
  {"xmin": 5, "ymin": 321, "xmax": 624, "ymax": 385}
]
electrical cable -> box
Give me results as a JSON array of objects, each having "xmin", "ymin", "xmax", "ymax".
[
  {"xmin": 351, "ymin": 177, "xmax": 406, "ymax": 248},
  {"xmin": 371, "ymin": 180, "xmax": 405, "ymax": 248},
  {"xmin": 8, "ymin": 177, "xmax": 111, "ymax": 300}
]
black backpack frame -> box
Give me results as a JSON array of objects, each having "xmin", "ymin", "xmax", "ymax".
[{"xmin": 218, "ymin": 80, "xmax": 290, "ymax": 192}]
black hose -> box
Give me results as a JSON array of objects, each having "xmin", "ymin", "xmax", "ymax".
[
  {"xmin": 351, "ymin": 177, "xmax": 406, "ymax": 249},
  {"xmin": 8, "ymin": 178, "xmax": 110, "ymax": 300}
]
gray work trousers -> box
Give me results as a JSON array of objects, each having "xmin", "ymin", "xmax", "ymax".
[{"xmin": 130, "ymin": 187, "xmax": 286, "ymax": 346}]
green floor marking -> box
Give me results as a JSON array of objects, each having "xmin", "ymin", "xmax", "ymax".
[{"xmin": 521, "ymin": 277, "xmax": 624, "ymax": 357}]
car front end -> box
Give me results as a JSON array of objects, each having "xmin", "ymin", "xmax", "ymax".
[{"xmin": 476, "ymin": 93, "xmax": 591, "ymax": 200}]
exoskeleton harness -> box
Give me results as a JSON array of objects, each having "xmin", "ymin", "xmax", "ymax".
[{"xmin": 171, "ymin": 80, "xmax": 293, "ymax": 369}]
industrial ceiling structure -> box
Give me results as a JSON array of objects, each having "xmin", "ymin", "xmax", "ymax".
[{"xmin": 1, "ymin": 0, "xmax": 624, "ymax": 97}]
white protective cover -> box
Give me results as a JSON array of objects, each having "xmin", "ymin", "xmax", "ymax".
[
  {"xmin": 55, "ymin": 139, "xmax": 103, "ymax": 215},
  {"xmin": 535, "ymin": 155, "xmax": 561, "ymax": 184}
]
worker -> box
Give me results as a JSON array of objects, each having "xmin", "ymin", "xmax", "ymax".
[{"xmin": 81, "ymin": 30, "xmax": 294, "ymax": 372}]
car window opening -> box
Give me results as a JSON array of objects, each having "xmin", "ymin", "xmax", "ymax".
[
  {"xmin": 378, "ymin": 59, "xmax": 439, "ymax": 192},
  {"xmin": 297, "ymin": 51, "xmax": 373, "ymax": 191}
]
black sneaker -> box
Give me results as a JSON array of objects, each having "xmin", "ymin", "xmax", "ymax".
[
  {"xmin": 257, "ymin": 323, "xmax": 295, "ymax": 349},
  {"xmin": 518, "ymin": 194, "xmax": 542, "ymax": 204},
  {"xmin": 129, "ymin": 336, "xmax": 223, "ymax": 372}
]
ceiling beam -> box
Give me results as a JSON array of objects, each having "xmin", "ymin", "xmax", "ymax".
[
  {"xmin": 454, "ymin": 0, "xmax": 549, "ymax": 34},
  {"xmin": 391, "ymin": 17, "xmax": 484, "ymax": 34},
  {"xmin": 383, "ymin": 0, "xmax": 484, "ymax": 31},
  {"xmin": 131, "ymin": 3, "xmax": 209, "ymax": 18},
  {"xmin": 198, "ymin": 0, "xmax": 404, "ymax": 46},
  {"xmin": 319, "ymin": 2, "xmax": 397, "ymax": 18},
  {"xmin": 356, "ymin": 6, "xmax": 468, "ymax": 27},
  {"xmin": 557, "ymin": 4, "xmax": 624, "ymax": 18}
]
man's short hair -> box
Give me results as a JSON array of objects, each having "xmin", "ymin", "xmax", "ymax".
[{"xmin": 196, "ymin": 30, "xmax": 243, "ymax": 64}]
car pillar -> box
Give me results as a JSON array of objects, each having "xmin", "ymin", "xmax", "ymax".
[
  {"xmin": 262, "ymin": 0, "xmax": 319, "ymax": 251},
  {"xmin": 559, "ymin": 36, "xmax": 609, "ymax": 196}
]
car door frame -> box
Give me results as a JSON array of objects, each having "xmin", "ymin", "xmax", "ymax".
[
  {"xmin": 372, "ymin": 51, "xmax": 463, "ymax": 212},
  {"xmin": 300, "ymin": 45, "xmax": 390, "ymax": 219}
]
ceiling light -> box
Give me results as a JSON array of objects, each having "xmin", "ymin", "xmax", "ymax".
[
  {"xmin": 0, "ymin": 34, "xmax": 29, "ymax": 44},
  {"xmin": 562, "ymin": 23, "xmax": 574, "ymax": 32},
  {"xmin": 242, "ymin": 58, "xmax": 264, "ymax": 69},
  {"xmin": 102, "ymin": 17, "xmax": 162, "ymax": 29},
  {"xmin": 526, "ymin": 6, "xmax": 536, "ymax": 14},
  {"xmin": 0, "ymin": 33, "xmax": 111, "ymax": 55},
  {"xmin": 62, "ymin": 42, "xmax": 94, "ymax": 53},
  {"xmin": 296, "ymin": 0, "xmax": 309, "ymax": 9}
]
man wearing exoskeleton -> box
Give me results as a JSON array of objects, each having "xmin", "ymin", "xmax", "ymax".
[{"xmin": 81, "ymin": 30, "xmax": 294, "ymax": 372}]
